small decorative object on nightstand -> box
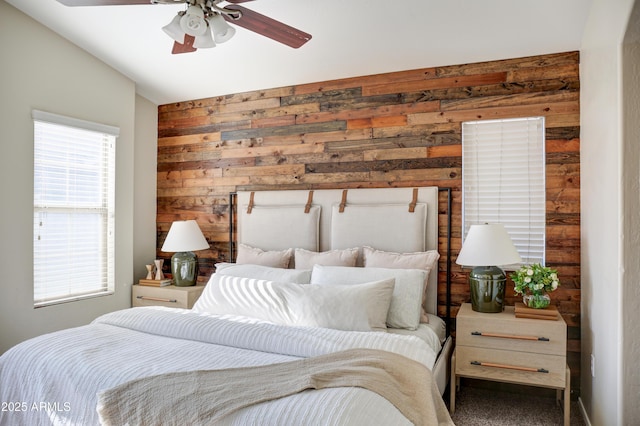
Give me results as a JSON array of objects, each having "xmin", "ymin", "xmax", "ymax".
[
  {"xmin": 511, "ymin": 263, "xmax": 561, "ymax": 309},
  {"xmin": 161, "ymin": 220, "xmax": 209, "ymax": 287},
  {"xmin": 145, "ymin": 264, "xmax": 155, "ymax": 280},
  {"xmin": 450, "ymin": 303, "xmax": 570, "ymax": 426},
  {"xmin": 456, "ymin": 223, "xmax": 522, "ymax": 313},
  {"xmin": 514, "ymin": 302, "xmax": 559, "ymax": 320},
  {"xmin": 138, "ymin": 278, "xmax": 172, "ymax": 287},
  {"xmin": 154, "ymin": 259, "xmax": 165, "ymax": 280}
]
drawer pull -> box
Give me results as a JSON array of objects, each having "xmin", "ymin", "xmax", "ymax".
[
  {"xmin": 470, "ymin": 361, "xmax": 549, "ymax": 374},
  {"xmin": 471, "ymin": 331, "xmax": 550, "ymax": 342},
  {"xmin": 137, "ymin": 296, "xmax": 177, "ymax": 303}
]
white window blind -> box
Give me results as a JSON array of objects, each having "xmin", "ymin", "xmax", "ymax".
[
  {"xmin": 33, "ymin": 110, "xmax": 117, "ymax": 307},
  {"xmin": 461, "ymin": 117, "xmax": 546, "ymax": 267}
]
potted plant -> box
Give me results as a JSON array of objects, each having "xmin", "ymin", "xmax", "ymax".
[{"xmin": 510, "ymin": 263, "xmax": 560, "ymax": 309}]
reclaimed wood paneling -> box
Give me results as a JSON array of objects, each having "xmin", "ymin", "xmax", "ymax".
[{"xmin": 156, "ymin": 51, "xmax": 581, "ymax": 391}]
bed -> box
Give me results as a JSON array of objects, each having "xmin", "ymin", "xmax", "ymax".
[{"xmin": 0, "ymin": 186, "xmax": 454, "ymax": 426}]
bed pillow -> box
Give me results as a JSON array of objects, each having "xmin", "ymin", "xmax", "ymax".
[
  {"xmin": 280, "ymin": 279, "xmax": 394, "ymax": 331},
  {"xmin": 215, "ymin": 263, "xmax": 311, "ymax": 284},
  {"xmin": 193, "ymin": 274, "xmax": 394, "ymax": 332},
  {"xmin": 235, "ymin": 243, "xmax": 293, "ymax": 268},
  {"xmin": 362, "ymin": 246, "xmax": 440, "ymax": 323},
  {"xmin": 363, "ymin": 246, "xmax": 439, "ymax": 271},
  {"xmin": 294, "ymin": 247, "xmax": 359, "ymax": 270},
  {"xmin": 310, "ymin": 265, "xmax": 427, "ymax": 330},
  {"xmin": 193, "ymin": 275, "xmax": 293, "ymax": 324}
]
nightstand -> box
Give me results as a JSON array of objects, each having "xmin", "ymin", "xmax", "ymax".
[
  {"xmin": 450, "ymin": 303, "xmax": 570, "ymax": 426},
  {"xmin": 132, "ymin": 284, "xmax": 205, "ymax": 309}
]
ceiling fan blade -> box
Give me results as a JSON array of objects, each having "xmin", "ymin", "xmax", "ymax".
[
  {"xmin": 56, "ymin": 0, "xmax": 155, "ymax": 5},
  {"xmin": 224, "ymin": 5, "xmax": 311, "ymax": 49},
  {"xmin": 172, "ymin": 34, "xmax": 197, "ymax": 54}
]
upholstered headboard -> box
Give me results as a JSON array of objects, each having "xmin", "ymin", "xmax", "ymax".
[{"xmin": 233, "ymin": 187, "xmax": 440, "ymax": 315}]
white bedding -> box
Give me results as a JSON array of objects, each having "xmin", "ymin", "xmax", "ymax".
[
  {"xmin": 0, "ymin": 306, "xmax": 441, "ymax": 426},
  {"xmin": 389, "ymin": 314, "xmax": 447, "ymax": 346}
]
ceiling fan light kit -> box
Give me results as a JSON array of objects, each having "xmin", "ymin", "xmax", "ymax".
[
  {"xmin": 209, "ymin": 13, "xmax": 235, "ymax": 44},
  {"xmin": 162, "ymin": 12, "xmax": 186, "ymax": 42},
  {"xmin": 56, "ymin": 0, "xmax": 312, "ymax": 54},
  {"xmin": 180, "ymin": 5, "xmax": 208, "ymax": 37},
  {"xmin": 193, "ymin": 23, "xmax": 215, "ymax": 48}
]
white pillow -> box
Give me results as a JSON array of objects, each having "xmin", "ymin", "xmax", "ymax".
[
  {"xmin": 236, "ymin": 244, "xmax": 293, "ymax": 268},
  {"xmin": 363, "ymin": 246, "xmax": 439, "ymax": 271},
  {"xmin": 215, "ymin": 263, "xmax": 311, "ymax": 284},
  {"xmin": 363, "ymin": 246, "xmax": 440, "ymax": 323},
  {"xmin": 193, "ymin": 275, "xmax": 294, "ymax": 325},
  {"xmin": 193, "ymin": 275, "xmax": 394, "ymax": 332},
  {"xmin": 281, "ymin": 279, "xmax": 394, "ymax": 331},
  {"xmin": 294, "ymin": 247, "xmax": 359, "ymax": 270},
  {"xmin": 310, "ymin": 265, "xmax": 427, "ymax": 330}
]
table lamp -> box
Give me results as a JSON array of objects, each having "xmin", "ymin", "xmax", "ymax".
[
  {"xmin": 161, "ymin": 220, "xmax": 209, "ymax": 287},
  {"xmin": 456, "ymin": 223, "xmax": 522, "ymax": 313}
]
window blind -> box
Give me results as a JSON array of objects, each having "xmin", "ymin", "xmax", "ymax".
[
  {"xmin": 33, "ymin": 110, "xmax": 117, "ymax": 307},
  {"xmin": 461, "ymin": 117, "xmax": 546, "ymax": 267}
]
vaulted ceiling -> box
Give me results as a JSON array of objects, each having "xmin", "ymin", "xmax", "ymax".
[{"xmin": 6, "ymin": 0, "xmax": 592, "ymax": 105}]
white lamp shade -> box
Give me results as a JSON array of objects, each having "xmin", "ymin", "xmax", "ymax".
[
  {"xmin": 209, "ymin": 13, "xmax": 236, "ymax": 43},
  {"xmin": 456, "ymin": 223, "xmax": 522, "ymax": 266},
  {"xmin": 161, "ymin": 220, "xmax": 209, "ymax": 253},
  {"xmin": 162, "ymin": 13, "xmax": 186, "ymax": 43},
  {"xmin": 180, "ymin": 5, "xmax": 208, "ymax": 37},
  {"xmin": 194, "ymin": 24, "xmax": 216, "ymax": 49}
]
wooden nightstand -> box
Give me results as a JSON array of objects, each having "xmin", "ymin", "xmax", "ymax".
[
  {"xmin": 450, "ymin": 303, "xmax": 570, "ymax": 426},
  {"xmin": 132, "ymin": 284, "xmax": 205, "ymax": 309}
]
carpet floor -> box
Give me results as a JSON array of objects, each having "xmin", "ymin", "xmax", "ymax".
[{"xmin": 449, "ymin": 385, "xmax": 587, "ymax": 426}]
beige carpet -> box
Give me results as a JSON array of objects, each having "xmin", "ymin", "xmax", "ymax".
[{"xmin": 449, "ymin": 385, "xmax": 586, "ymax": 426}]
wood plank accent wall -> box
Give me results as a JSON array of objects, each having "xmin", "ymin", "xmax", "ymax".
[{"xmin": 156, "ymin": 51, "xmax": 581, "ymax": 391}]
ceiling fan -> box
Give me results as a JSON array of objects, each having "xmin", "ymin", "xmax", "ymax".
[{"xmin": 55, "ymin": 0, "xmax": 312, "ymax": 54}]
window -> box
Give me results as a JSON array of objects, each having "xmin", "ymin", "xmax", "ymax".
[
  {"xmin": 461, "ymin": 117, "xmax": 546, "ymax": 266},
  {"xmin": 33, "ymin": 110, "xmax": 118, "ymax": 307}
]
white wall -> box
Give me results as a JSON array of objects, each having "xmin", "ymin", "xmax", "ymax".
[
  {"xmin": 580, "ymin": 0, "xmax": 636, "ymax": 424},
  {"xmin": 0, "ymin": 2, "xmax": 157, "ymax": 354},
  {"xmin": 133, "ymin": 95, "xmax": 158, "ymax": 282}
]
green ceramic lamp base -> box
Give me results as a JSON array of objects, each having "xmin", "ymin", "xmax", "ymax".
[
  {"xmin": 171, "ymin": 251, "xmax": 199, "ymax": 287},
  {"xmin": 469, "ymin": 265, "xmax": 506, "ymax": 313}
]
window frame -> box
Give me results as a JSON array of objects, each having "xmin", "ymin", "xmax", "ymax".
[
  {"xmin": 32, "ymin": 110, "xmax": 118, "ymax": 308},
  {"xmin": 461, "ymin": 116, "xmax": 546, "ymax": 268}
]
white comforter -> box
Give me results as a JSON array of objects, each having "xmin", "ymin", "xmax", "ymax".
[{"xmin": 0, "ymin": 306, "xmax": 440, "ymax": 426}]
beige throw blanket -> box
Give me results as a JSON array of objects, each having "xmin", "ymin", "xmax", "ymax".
[{"xmin": 97, "ymin": 348, "xmax": 454, "ymax": 426}]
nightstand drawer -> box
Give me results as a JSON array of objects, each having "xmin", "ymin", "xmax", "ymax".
[
  {"xmin": 132, "ymin": 285, "xmax": 204, "ymax": 309},
  {"xmin": 457, "ymin": 308, "xmax": 566, "ymax": 356},
  {"xmin": 456, "ymin": 346, "xmax": 566, "ymax": 388}
]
